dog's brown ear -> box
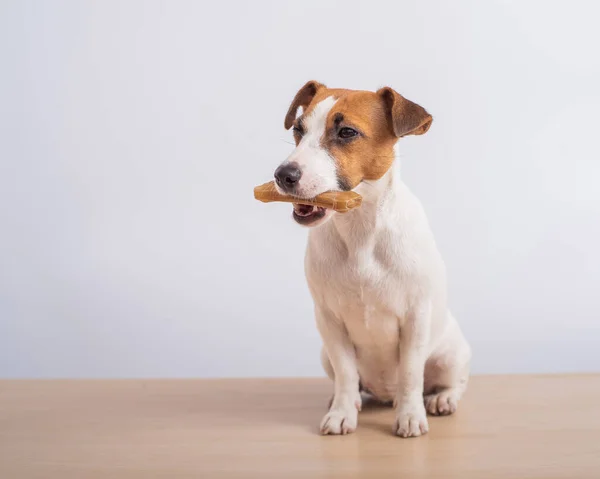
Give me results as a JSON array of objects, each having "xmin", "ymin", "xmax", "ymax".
[
  {"xmin": 284, "ymin": 80, "xmax": 326, "ymax": 130},
  {"xmin": 377, "ymin": 87, "xmax": 432, "ymax": 137}
]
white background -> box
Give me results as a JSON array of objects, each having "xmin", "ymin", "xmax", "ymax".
[{"xmin": 1, "ymin": 1, "xmax": 599, "ymax": 378}]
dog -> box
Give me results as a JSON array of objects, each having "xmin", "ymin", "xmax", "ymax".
[{"xmin": 273, "ymin": 81, "xmax": 471, "ymax": 437}]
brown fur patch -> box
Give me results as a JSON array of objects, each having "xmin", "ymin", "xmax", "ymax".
[
  {"xmin": 377, "ymin": 87, "xmax": 433, "ymax": 137},
  {"xmin": 284, "ymin": 81, "xmax": 325, "ymax": 130},
  {"xmin": 284, "ymin": 83, "xmax": 432, "ymax": 189}
]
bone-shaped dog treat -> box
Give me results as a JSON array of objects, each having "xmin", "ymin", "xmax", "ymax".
[{"xmin": 254, "ymin": 181, "xmax": 362, "ymax": 213}]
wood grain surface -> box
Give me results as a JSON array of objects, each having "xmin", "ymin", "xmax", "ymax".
[{"xmin": 1, "ymin": 375, "xmax": 599, "ymax": 478}]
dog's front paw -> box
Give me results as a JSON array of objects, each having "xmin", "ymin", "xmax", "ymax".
[
  {"xmin": 393, "ymin": 403, "xmax": 429, "ymax": 438},
  {"xmin": 320, "ymin": 408, "xmax": 358, "ymax": 435}
]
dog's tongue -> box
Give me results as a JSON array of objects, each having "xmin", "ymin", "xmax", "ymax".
[{"xmin": 293, "ymin": 203, "xmax": 315, "ymax": 217}]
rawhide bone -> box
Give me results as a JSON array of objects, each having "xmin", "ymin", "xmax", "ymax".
[{"xmin": 254, "ymin": 181, "xmax": 362, "ymax": 213}]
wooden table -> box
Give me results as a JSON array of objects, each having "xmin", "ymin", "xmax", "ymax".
[{"xmin": 1, "ymin": 375, "xmax": 599, "ymax": 478}]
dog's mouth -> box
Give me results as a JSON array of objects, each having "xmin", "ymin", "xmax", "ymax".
[{"xmin": 292, "ymin": 203, "xmax": 327, "ymax": 226}]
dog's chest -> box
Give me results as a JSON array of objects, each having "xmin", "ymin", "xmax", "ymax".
[
  {"xmin": 306, "ymin": 230, "xmax": 412, "ymax": 399},
  {"xmin": 307, "ymin": 225, "xmax": 412, "ymax": 321},
  {"xmin": 318, "ymin": 252, "xmax": 402, "ymax": 318}
]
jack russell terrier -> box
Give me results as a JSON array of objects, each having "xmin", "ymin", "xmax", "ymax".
[{"xmin": 274, "ymin": 81, "xmax": 471, "ymax": 437}]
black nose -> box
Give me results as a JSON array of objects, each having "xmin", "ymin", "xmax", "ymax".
[{"xmin": 274, "ymin": 163, "xmax": 302, "ymax": 190}]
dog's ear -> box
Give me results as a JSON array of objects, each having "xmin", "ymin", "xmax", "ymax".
[
  {"xmin": 377, "ymin": 87, "xmax": 432, "ymax": 137},
  {"xmin": 284, "ymin": 80, "xmax": 326, "ymax": 130}
]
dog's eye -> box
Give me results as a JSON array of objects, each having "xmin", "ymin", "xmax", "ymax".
[
  {"xmin": 338, "ymin": 127, "xmax": 358, "ymax": 139},
  {"xmin": 293, "ymin": 125, "xmax": 304, "ymax": 136}
]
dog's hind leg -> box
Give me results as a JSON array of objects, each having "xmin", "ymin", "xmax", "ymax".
[{"xmin": 423, "ymin": 312, "xmax": 471, "ymax": 416}]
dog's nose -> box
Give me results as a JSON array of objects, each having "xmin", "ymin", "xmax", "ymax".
[{"xmin": 274, "ymin": 163, "xmax": 302, "ymax": 190}]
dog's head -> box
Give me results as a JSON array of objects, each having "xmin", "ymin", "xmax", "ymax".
[{"xmin": 275, "ymin": 81, "xmax": 432, "ymax": 227}]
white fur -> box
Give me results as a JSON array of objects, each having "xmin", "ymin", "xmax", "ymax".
[
  {"xmin": 305, "ymin": 157, "xmax": 471, "ymax": 437},
  {"xmin": 278, "ymin": 97, "xmax": 339, "ymax": 199}
]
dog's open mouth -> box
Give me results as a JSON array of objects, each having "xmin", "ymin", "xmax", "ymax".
[{"xmin": 292, "ymin": 203, "xmax": 327, "ymax": 225}]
